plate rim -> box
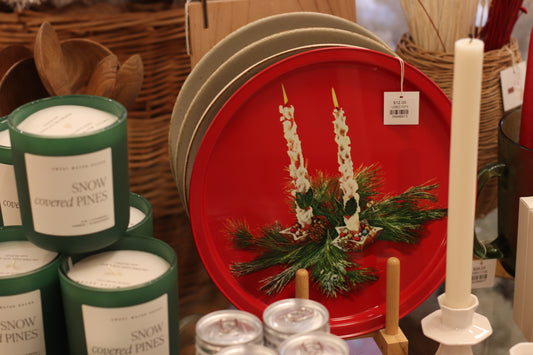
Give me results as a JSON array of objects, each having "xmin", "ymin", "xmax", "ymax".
[{"xmin": 188, "ymin": 46, "xmax": 451, "ymax": 337}]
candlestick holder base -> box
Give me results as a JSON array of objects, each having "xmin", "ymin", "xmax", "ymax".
[{"xmin": 421, "ymin": 294, "xmax": 492, "ymax": 355}]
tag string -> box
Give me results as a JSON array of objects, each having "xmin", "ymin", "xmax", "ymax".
[
  {"xmin": 399, "ymin": 57, "xmax": 405, "ymax": 98},
  {"xmin": 503, "ymin": 44, "xmax": 517, "ymax": 74}
]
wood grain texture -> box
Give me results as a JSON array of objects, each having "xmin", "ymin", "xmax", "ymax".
[{"xmin": 188, "ymin": 0, "xmax": 357, "ymax": 67}]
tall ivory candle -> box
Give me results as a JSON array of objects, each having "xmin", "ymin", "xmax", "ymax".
[{"xmin": 445, "ymin": 38, "xmax": 484, "ymax": 309}]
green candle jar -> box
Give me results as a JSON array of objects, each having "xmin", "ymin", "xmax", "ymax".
[
  {"xmin": 59, "ymin": 236, "xmax": 179, "ymax": 355},
  {"xmin": 0, "ymin": 226, "xmax": 67, "ymax": 354},
  {"xmin": 127, "ymin": 192, "xmax": 153, "ymax": 238},
  {"xmin": 8, "ymin": 95, "xmax": 129, "ymax": 254},
  {"xmin": 0, "ymin": 116, "xmax": 21, "ymax": 227}
]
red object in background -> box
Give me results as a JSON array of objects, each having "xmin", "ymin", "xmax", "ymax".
[
  {"xmin": 520, "ymin": 27, "xmax": 533, "ymax": 149},
  {"xmin": 189, "ymin": 47, "xmax": 451, "ymax": 338}
]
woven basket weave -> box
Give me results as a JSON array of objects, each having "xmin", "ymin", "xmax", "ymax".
[
  {"xmin": 0, "ymin": 3, "xmax": 230, "ymax": 319},
  {"xmin": 396, "ymin": 33, "xmax": 522, "ymax": 218},
  {"xmin": 0, "ymin": 2, "xmax": 189, "ymax": 219}
]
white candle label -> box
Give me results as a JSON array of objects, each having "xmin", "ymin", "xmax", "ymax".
[
  {"xmin": 383, "ymin": 91, "xmax": 420, "ymax": 125},
  {"xmin": 0, "ymin": 290, "xmax": 46, "ymax": 354},
  {"xmin": 67, "ymin": 250, "xmax": 170, "ymax": 289},
  {"xmin": 17, "ymin": 105, "xmax": 117, "ymax": 137},
  {"xmin": 24, "ymin": 148, "xmax": 114, "ymax": 236},
  {"xmin": 500, "ymin": 61, "xmax": 525, "ymax": 112},
  {"xmin": 128, "ymin": 206, "xmax": 146, "ymax": 229},
  {"xmin": 0, "ymin": 163, "xmax": 21, "ymax": 226},
  {"xmin": 0, "ymin": 241, "xmax": 57, "ymax": 276},
  {"xmin": 471, "ymin": 258, "xmax": 496, "ymax": 289},
  {"xmin": 0, "ymin": 129, "xmax": 10, "ymax": 147},
  {"xmin": 82, "ymin": 294, "xmax": 169, "ymax": 355}
]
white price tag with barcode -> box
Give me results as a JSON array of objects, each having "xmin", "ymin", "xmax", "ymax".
[
  {"xmin": 383, "ymin": 91, "xmax": 419, "ymax": 125},
  {"xmin": 471, "ymin": 258, "xmax": 496, "ymax": 289},
  {"xmin": 500, "ymin": 61, "xmax": 525, "ymax": 112}
]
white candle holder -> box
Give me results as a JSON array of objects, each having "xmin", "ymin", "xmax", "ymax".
[{"xmin": 421, "ymin": 294, "xmax": 492, "ymax": 354}]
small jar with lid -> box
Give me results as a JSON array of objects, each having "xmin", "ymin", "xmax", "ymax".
[
  {"xmin": 278, "ymin": 331, "xmax": 349, "ymax": 355},
  {"xmin": 195, "ymin": 309, "xmax": 263, "ymax": 354},
  {"xmin": 262, "ymin": 298, "xmax": 330, "ymax": 349},
  {"xmin": 215, "ymin": 344, "xmax": 277, "ymax": 354}
]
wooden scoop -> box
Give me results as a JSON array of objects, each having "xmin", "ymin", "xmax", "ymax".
[
  {"xmin": 34, "ymin": 22, "xmax": 71, "ymax": 96},
  {"xmin": 0, "ymin": 45, "xmax": 32, "ymax": 80},
  {"xmin": 34, "ymin": 22, "xmax": 112, "ymax": 96},
  {"xmin": 85, "ymin": 54, "xmax": 119, "ymax": 97},
  {"xmin": 0, "ymin": 58, "xmax": 49, "ymax": 116},
  {"xmin": 111, "ymin": 54, "xmax": 144, "ymax": 108}
]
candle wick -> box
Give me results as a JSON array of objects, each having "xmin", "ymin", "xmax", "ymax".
[
  {"xmin": 6, "ymin": 259, "xmax": 16, "ymax": 269},
  {"xmin": 106, "ymin": 264, "xmax": 122, "ymax": 276}
]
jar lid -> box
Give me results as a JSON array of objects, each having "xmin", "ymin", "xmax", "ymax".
[
  {"xmin": 263, "ymin": 298, "xmax": 329, "ymax": 335},
  {"xmin": 215, "ymin": 344, "xmax": 277, "ymax": 355},
  {"xmin": 196, "ymin": 310, "xmax": 263, "ymax": 347},
  {"xmin": 278, "ymin": 331, "xmax": 349, "ymax": 355}
]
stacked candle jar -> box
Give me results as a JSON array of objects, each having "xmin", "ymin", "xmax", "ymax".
[
  {"xmin": 194, "ymin": 298, "xmax": 349, "ymax": 355},
  {"xmin": 1, "ymin": 95, "xmax": 178, "ymax": 355},
  {"xmin": 262, "ymin": 298, "xmax": 330, "ymax": 350}
]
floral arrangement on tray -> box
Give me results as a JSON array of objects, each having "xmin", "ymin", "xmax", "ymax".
[{"xmin": 225, "ymin": 86, "xmax": 446, "ymax": 298}]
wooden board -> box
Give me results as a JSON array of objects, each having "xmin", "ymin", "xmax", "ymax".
[{"xmin": 187, "ymin": 0, "xmax": 357, "ymax": 67}]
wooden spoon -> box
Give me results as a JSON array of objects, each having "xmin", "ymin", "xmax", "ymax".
[
  {"xmin": 60, "ymin": 38, "xmax": 113, "ymax": 94},
  {"xmin": 112, "ymin": 54, "xmax": 144, "ymax": 108},
  {"xmin": 34, "ymin": 22, "xmax": 112, "ymax": 96},
  {"xmin": 34, "ymin": 22, "xmax": 71, "ymax": 96},
  {"xmin": 85, "ymin": 54, "xmax": 119, "ymax": 97},
  {"xmin": 0, "ymin": 58, "xmax": 49, "ymax": 116},
  {"xmin": 0, "ymin": 45, "xmax": 32, "ymax": 80}
]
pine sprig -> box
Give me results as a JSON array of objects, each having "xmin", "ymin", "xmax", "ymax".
[
  {"xmin": 310, "ymin": 235, "xmax": 378, "ymax": 297},
  {"xmin": 361, "ymin": 183, "xmax": 446, "ymax": 243},
  {"xmin": 225, "ymin": 165, "xmax": 445, "ymax": 297}
]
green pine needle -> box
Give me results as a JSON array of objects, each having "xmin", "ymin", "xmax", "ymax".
[{"xmin": 226, "ymin": 164, "xmax": 446, "ymax": 297}]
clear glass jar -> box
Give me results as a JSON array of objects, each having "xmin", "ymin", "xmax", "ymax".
[
  {"xmin": 215, "ymin": 344, "xmax": 277, "ymax": 354},
  {"xmin": 196, "ymin": 310, "xmax": 263, "ymax": 355},
  {"xmin": 278, "ymin": 331, "xmax": 349, "ymax": 355},
  {"xmin": 262, "ymin": 298, "xmax": 329, "ymax": 349}
]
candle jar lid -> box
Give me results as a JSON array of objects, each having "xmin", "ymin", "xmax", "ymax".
[
  {"xmin": 278, "ymin": 331, "xmax": 348, "ymax": 355},
  {"xmin": 215, "ymin": 344, "xmax": 277, "ymax": 355},
  {"xmin": 195, "ymin": 310, "xmax": 263, "ymax": 354},
  {"xmin": 263, "ymin": 298, "xmax": 329, "ymax": 349}
]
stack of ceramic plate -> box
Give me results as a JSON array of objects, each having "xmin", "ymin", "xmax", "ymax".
[
  {"xmin": 169, "ymin": 12, "xmax": 397, "ymax": 212},
  {"xmin": 169, "ymin": 12, "xmax": 452, "ymax": 338}
]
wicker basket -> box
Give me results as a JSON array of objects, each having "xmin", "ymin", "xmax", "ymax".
[
  {"xmin": 396, "ymin": 33, "xmax": 522, "ymax": 218},
  {"xmin": 0, "ymin": 2, "xmax": 230, "ymax": 319},
  {"xmin": 0, "ymin": 2, "xmax": 189, "ymax": 219}
]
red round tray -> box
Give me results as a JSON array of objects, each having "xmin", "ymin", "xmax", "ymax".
[{"xmin": 189, "ymin": 47, "xmax": 451, "ymax": 337}]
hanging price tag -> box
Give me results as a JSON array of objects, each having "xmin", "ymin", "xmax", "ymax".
[
  {"xmin": 471, "ymin": 258, "xmax": 496, "ymax": 289},
  {"xmin": 383, "ymin": 91, "xmax": 420, "ymax": 125},
  {"xmin": 500, "ymin": 61, "xmax": 525, "ymax": 112},
  {"xmin": 383, "ymin": 57, "xmax": 420, "ymax": 125}
]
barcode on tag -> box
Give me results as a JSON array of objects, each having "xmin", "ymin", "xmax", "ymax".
[
  {"xmin": 389, "ymin": 109, "xmax": 410, "ymax": 116},
  {"xmin": 471, "ymin": 258, "xmax": 496, "ymax": 289},
  {"xmin": 383, "ymin": 91, "xmax": 419, "ymax": 125}
]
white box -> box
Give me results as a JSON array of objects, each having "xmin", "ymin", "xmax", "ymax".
[{"xmin": 513, "ymin": 196, "xmax": 533, "ymax": 341}]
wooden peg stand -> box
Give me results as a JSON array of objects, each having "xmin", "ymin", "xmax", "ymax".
[
  {"xmin": 187, "ymin": 0, "xmax": 357, "ymax": 68},
  {"xmin": 294, "ymin": 259, "xmax": 409, "ymax": 355},
  {"xmin": 373, "ymin": 257, "xmax": 409, "ymax": 355}
]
